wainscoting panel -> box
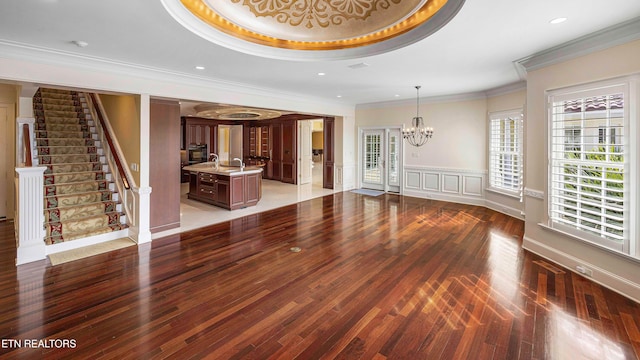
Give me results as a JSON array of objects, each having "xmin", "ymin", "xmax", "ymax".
[
  {"xmin": 423, "ymin": 172, "xmax": 439, "ymax": 191},
  {"xmin": 403, "ymin": 167, "xmax": 486, "ymax": 206},
  {"xmin": 463, "ymin": 175, "xmax": 483, "ymax": 196},
  {"xmin": 335, "ymin": 164, "xmax": 356, "ymax": 191},
  {"xmin": 405, "ymin": 170, "xmax": 421, "ymax": 190},
  {"xmin": 442, "ymin": 174, "xmax": 460, "ymax": 194}
]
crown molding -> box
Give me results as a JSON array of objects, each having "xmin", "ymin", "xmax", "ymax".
[
  {"xmin": 484, "ymin": 81, "xmax": 526, "ymax": 98},
  {"xmin": 356, "ymin": 90, "xmax": 487, "ymax": 110},
  {"xmin": 515, "ymin": 16, "xmax": 640, "ymax": 74},
  {"xmin": 0, "ymin": 40, "xmax": 354, "ymax": 115}
]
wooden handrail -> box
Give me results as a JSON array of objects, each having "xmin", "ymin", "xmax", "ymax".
[
  {"xmin": 88, "ymin": 93, "xmax": 131, "ymax": 190},
  {"xmin": 22, "ymin": 123, "xmax": 32, "ymax": 167}
]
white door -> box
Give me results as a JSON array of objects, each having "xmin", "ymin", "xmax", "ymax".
[
  {"xmin": 0, "ymin": 106, "xmax": 7, "ymax": 219},
  {"xmin": 298, "ymin": 120, "xmax": 312, "ymax": 184},
  {"xmin": 386, "ymin": 129, "xmax": 401, "ymax": 193},
  {"xmin": 362, "ymin": 129, "xmax": 385, "ymax": 191}
]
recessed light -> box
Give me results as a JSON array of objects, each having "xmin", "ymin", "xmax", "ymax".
[
  {"xmin": 195, "ymin": 66, "xmax": 205, "ymax": 70},
  {"xmin": 394, "ymin": 94, "xmax": 400, "ymax": 97},
  {"xmin": 336, "ymin": 95, "xmax": 342, "ymax": 98},
  {"xmin": 550, "ymin": 17, "xmax": 567, "ymax": 24},
  {"xmin": 317, "ymin": 72, "xmax": 326, "ymax": 76}
]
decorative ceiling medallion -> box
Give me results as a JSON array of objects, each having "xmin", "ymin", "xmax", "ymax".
[
  {"xmin": 228, "ymin": 0, "xmax": 406, "ymax": 30},
  {"xmin": 194, "ymin": 104, "xmax": 282, "ymax": 120},
  {"xmin": 161, "ymin": 0, "xmax": 465, "ymax": 60}
]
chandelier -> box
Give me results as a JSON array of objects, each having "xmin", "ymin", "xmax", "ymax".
[{"xmin": 402, "ymin": 86, "xmax": 434, "ymax": 147}]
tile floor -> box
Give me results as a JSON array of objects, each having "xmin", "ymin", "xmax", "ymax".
[{"xmin": 153, "ymin": 162, "xmax": 337, "ymax": 239}]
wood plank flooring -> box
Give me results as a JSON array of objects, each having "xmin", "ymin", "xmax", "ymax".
[{"xmin": 1, "ymin": 192, "xmax": 639, "ymax": 359}]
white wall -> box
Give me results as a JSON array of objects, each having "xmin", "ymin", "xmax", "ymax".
[
  {"xmin": 524, "ymin": 39, "xmax": 640, "ymax": 302},
  {"xmin": 356, "ymin": 95, "xmax": 489, "ymax": 205},
  {"xmin": 357, "ymin": 96, "xmax": 487, "ymax": 169}
]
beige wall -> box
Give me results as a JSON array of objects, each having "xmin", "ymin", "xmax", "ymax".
[
  {"xmin": 312, "ymin": 131, "xmax": 323, "ymax": 149},
  {"xmin": 99, "ymin": 94, "xmax": 141, "ymax": 186},
  {"xmin": 0, "ymin": 84, "xmax": 17, "ymax": 219},
  {"xmin": 356, "ymin": 97, "xmax": 488, "ymax": 170},
  {"xmin": 524, "ymin": 39, "xmax": 640, "ymax": 301}
]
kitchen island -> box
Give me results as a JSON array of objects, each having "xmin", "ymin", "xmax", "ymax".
[{"xmin": 183, "ymin": 162, "xmax": 263, "ymax": 210}]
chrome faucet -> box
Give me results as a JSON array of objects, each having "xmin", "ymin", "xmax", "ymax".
[
  {"xmin": 232, "ymin": 157, "xmax": 245, "ymax": 170},
  {"xmin": 209, "ymin": 153, "xmax": 219, "ymax": 168}
]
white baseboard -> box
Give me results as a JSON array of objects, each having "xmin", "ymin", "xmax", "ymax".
[
  {"xmin": 523, "ymin": 235, "xmax": 640, "ymax": 303},
  {"xmin": 485, "ymin": 199, "xmax": 525, "ymax": 220},
  {"xmin": 45, "ymin": 229, "xmax": 132, "ymax": 255},
  {"xmin": 403, "ymin": 189, "xmax": 486, "ymax": 207}
]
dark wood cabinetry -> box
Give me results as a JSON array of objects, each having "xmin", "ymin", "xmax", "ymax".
[
  {"xmin": 281, "ymin": 120, "xmax": 296, "ymax": 184},
  {"xmin": 150, "ymin": 99, "xmax": 181, "ymax": 233},
  {"xmin": 183, "ymin": 118, "xmax": 216, "ymax": 155},
  {"xmin": 270, "ymin": 122, "xmax": 282, "ymax": 181},
  {"xmin": 323, "ymin": 117, "xmax": 335, "ymax": 189},
  {"xmin": 188, "ymin": 170, "xmax": 261, "ymax": 210},
  {"xmin": 190, "ymin": 172, "xmax": 229, "ymax": 207}
]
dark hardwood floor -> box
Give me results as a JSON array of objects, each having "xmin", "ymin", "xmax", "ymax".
[{"xmin": 1, "ymin": 193, "xmax": 639, "ymax": 359}]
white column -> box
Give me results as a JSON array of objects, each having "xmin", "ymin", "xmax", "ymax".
[
  {"xmin": 336, "ymin": 115, "xmax": 357, "ymax": 191},
  {"xmin": 136, "ymin": 94, "xmax": 152, "ymax": 243},
  {"xmin": 15, "ymin": 166, "xmax": 47, "ymax": 265}
]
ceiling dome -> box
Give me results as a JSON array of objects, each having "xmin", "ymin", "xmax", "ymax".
[{"xmin": 162, "ymin": 0, "xmax": 465, "ymax": 60}]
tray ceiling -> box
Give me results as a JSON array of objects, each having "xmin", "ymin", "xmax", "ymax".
[{"xmin": 163, "ymin": 0, "xmax": 465, "ymax": 60}]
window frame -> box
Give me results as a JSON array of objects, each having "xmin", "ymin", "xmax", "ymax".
[
  {"xmin": 488, "ymin": 109, "xmax": 524, "ymax": 197},
  {"xmin": 547, "ymin": 77, "xmax": 637, "ymax": 257}
]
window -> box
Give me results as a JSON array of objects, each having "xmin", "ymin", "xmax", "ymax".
[
  {"xmin": 489, "ymin": 110, "xmax": 523, "ymax": 195},
  {"xmin": 548, "ymin": 80, "xmax": 634, "ymax": 255}
]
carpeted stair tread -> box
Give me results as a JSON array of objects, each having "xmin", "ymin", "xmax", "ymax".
[
  {"xmin": 36, "ymin": 138, "xmax": 96, "ymax": 147},
  {"xmin": 45, "ymin": 224, "xmax": 129, "ymax": 245},
  {"xmin": 36, "ymin": 88, "xmax": 128, "ymax": 245},
  {"xmin": 44, "ymin": 201, "xmax": 119, "ymax": 223},
  {"xmin": 45, "ymin": 162, "xmax": 103, "ymax": 174},
  {"xmin": 36, "ymin": 145, "xmax": 98, "ymax": 155},
  {"xmin": 45, "ymin": 179, "xmax": 112, "ymax": 196},
  {"xmin": 40, "ymin": 104, "xmax": 81, "ymax": 111},
  {"xmin": 45, "ymin": 190, "xmax": 115, "ymax": 209},
  {"xmin": 39, "ymin": 153, "xmax": 101, "ymax": 165},
  {"xmin": 36, "ymin": 117, "xmax": 89, "ymax": 125},
  {"xmin": 45, "ymin": 211, "xmax": 125, "ymax": 236},
  {"xmin": 44, "ymin": 171, "xmax": 107, "ymax": 185},
  {"xmin": 35, "ymin": 123, "xmax": 90, "ymax": 132},
  {"xmin": 35, "ymin": 130, "xmax": 93, "ymax": 139}
]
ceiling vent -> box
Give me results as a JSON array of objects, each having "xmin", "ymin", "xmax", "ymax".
[{"xmin": 348, "ymin": 62, "xmax": 370, "ymax": 69}]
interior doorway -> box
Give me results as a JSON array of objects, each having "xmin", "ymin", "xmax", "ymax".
[
  {"xmin": 297, "ymin": 119, "xmax": 324, "ymax": 186},
  {"xmin": 360, "ymin": 127, "xmax": 401, "ymax": 193}
]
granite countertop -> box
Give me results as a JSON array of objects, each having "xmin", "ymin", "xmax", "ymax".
[{"xmin": 183, "ymin": 162, "xmax": 264, "ymax": 176}]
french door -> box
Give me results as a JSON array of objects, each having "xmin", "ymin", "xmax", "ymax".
[{"xmin": 361, "ymin": 128, "xmax": 401, "ymax": 192}]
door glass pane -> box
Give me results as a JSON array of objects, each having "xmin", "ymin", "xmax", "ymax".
[
  {"xmin": 388, "ymin": 132, "xmax": 399, "ymax": 186},
  {"xmin": 364, "ymin": 133, "xmax": 382, "ymax": 184}
]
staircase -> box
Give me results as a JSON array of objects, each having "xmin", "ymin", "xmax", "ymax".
[{"xmin": 34, "ymin": 88, "xmax": 128, "ymax": 245}]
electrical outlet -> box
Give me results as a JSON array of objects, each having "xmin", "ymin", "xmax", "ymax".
[
  {"xmin": 130, "ymin": 163, "xmax": 138, "ymax": 172},
  {"xmin": 576, "ymin": 265, "xmax": 593, "ymax": 277}
]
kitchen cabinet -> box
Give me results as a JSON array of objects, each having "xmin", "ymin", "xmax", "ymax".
[
  {"xmin": 190, "ymin": 172, "xmax": 229, "ymax": 207},
  {"xmin": 183, "ymin": 117, "xmax": 216, "ymax": 154},
  {"xmin": 281, "ymin": 120, "xmax": 296, "ymax": 184},
  {"xmin": 270, "ymin": 121, "xmax": 282, "ymax": 181},
  {"xmin": 186, "ymin": 167, "xmax": 262, "ymax": 210}
]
